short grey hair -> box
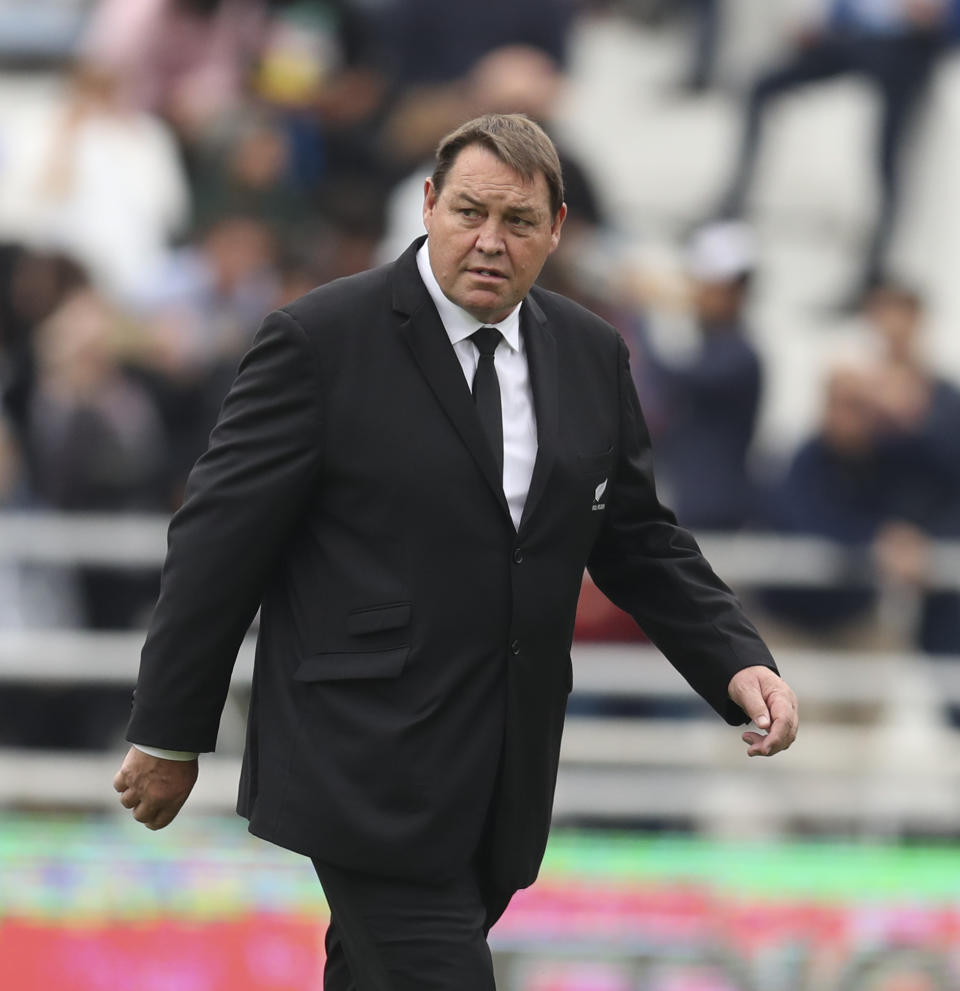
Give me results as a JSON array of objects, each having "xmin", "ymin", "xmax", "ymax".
[{"xmin": 432, "ymin": 114, "xmax": 565, "ymax": 219}]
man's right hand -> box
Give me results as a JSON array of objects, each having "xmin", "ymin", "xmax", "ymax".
[{"xmin": 113, "ymin": 746, "xmax": 198, "ymax": 830}]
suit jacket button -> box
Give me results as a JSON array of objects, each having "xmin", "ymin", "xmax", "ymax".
[
  {"xmin": 510, "ymin": 639, "xmax": 521, "ymax": 655},
  {"xmin": 513, "ymin": 548, "xmax": 524, "ymax": 564}
]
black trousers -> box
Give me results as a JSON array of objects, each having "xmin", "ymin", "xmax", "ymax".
[
  {"xmin": 720, "ymin": 31, "xmax": 941, "ymax": 288},
  {"xmin": 312, "ymin": 859, "xmax": 512, "ymax": 991}
]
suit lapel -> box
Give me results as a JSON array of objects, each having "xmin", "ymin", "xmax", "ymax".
[
  {"xmin": 519, "ymin": 292, "xmax": 557, "ymax": 533},
  {"xmin": 392, "ymin": 240, "xmax": 513, "ymax": 523}
]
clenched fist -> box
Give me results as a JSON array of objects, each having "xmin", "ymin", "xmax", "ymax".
[{"xmin": 113, "ymin": 746, "xmax": 198, "ymax": 830}]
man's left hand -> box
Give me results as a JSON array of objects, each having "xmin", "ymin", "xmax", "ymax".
[{"xmin": 728, "ymin": 666, "xmax": 798, "ymax": 757}]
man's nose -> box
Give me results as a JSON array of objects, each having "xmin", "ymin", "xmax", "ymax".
[{"xmin": 475, "ymin": 221, "xmax": 505, "ymax": 254}]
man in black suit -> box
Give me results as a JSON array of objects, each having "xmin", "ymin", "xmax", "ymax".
[{"xmin": 114, "ymin": 114, "xmax": 798, "ymax": 990}]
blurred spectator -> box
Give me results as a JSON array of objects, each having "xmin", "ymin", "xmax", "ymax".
[
  {"xmin": 28, "ymin": 288, "xmax": 169, "ymax": 515},
  {"xmin": 28, "ymin": 61, "xmax": 190, "ymax": 300},
  {"xmin": 191, "ymin": 110, "xmax": 303, "ymax": 235},
  {"xmin": 0, "ymin": 245, "xmax": 89, "ymax": 440},
  {"xmin": 132, "ymin": 215, "xmax": 278, "ymax": 373},
  {"xmin": 378, "ymin": 45, "xmax": 603, "ymax": 260},
  {"xmin": 273, "ymin": 239, "xmax": 334, "ymax": 306},
  {"xmin": 27, "ymin": 288, "xmax": 168, "ymax": 633},
  {"xmin": 864, "ymin": 283, "xmax": 960, "ymax": 503},
  {"xmin": 373, "ymin": 0, "xmax": 578, "ymax": 200},
  {"xmin": 85, "ymin": 0, "xmax": 390, "ymax": 220},
  {"xmin": 82, "ymin": 0, "xmax": 268, "ymax": 150},
  {"xmin": 254, "ymin": 0, "xmax": 388, "ymax": 197},
  {"xmin": 635, "ymin": 221, "xmax": 762, "ymax": 531},
  {"xmin": 129, "ymin": 214, "xmax": 279, "ymax": 491},
  {"xmin": 382, "ymin": 44, "xmax": 568, "ymax": 173},
  {"xmin": 860, "ymin": 283, "xmax": 960, "ymax": 652},
  {"xmin": 758, "ymin": 342, "xmax": 960, "ymax": 652},
  {"xmin": 714, "ymin": 0, "xmax": 950, "ymax": 301},
  {"xmin": 375, "ymin": 0, "xmax": 575, "ymax": 89},
  {"xmin": 757, "ymin": 365, "xmax": 886, "ymax": 641}
]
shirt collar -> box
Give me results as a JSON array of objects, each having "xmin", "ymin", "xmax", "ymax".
[{"xmin": 416, "ymin": 240, "xmax": 522, "ymax": 352}]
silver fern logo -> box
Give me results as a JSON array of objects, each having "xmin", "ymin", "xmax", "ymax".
[{"xmin": 592, "ymin": 479, "xmax": 607, "ymax": 511}]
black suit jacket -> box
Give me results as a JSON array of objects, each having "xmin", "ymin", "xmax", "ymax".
[{"xmin": 128, "ymin": 238, "xmax": 775, "ymax": 896}]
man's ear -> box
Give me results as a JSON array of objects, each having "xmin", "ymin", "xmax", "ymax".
[
  {"xmin": 549, "ymin": 203, "xmax": 568, "ymax": 252},
  {"xmin": 422, "ymin": 178, "xmax": 437, "ymax": 232}
]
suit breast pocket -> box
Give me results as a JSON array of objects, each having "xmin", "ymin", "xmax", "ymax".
[{"xmin": 295, "ymin": 602, "xmax": 412, "ymax": 682}]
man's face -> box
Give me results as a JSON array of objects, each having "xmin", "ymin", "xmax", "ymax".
[
  {"xmin": 422, "ymin": 144, "xmax": 566, "ymax": 324},
  {"xmin": 694, "ymin": 279, "xmax": 746, "ymax": 326}
]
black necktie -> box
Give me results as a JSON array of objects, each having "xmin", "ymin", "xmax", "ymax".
[{"xmin": 469, "ymin": 326, "xmax": 503, "ymax": 478}]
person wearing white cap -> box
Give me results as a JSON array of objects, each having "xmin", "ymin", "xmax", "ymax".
[{"xmin": 639, "ymin": 220, "xmax": 762, "ymax": 531}]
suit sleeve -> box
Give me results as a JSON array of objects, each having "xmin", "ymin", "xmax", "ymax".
[
  {"xmin": 586, "ymin": 336, "xmax": 776, "ymax": 725},
  {"xmin": 127, "ymin": 309, "xmax": 324, "ymax": 752}
]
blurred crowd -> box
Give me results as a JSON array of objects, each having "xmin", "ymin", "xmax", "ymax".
[{"xmin": 1, "ymin": 0, "xmax": 960, "ymax": 747}]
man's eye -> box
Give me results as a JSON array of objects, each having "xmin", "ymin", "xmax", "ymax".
[
  {"xmin": 460, "ymin": 208, "xmax": 480, "ymax": 219},
  {"xmin": 510, "ymin": 217, "xmax": 533, "ymax": 229}
]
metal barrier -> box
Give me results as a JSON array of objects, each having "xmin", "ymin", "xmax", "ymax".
[
  {"xmin": 1, "ymin": 512, "xmax": 959, "ymax": 835},
  {"xmin": 1, "ymin": 511, "xmax": 959, "ymax": 586}
]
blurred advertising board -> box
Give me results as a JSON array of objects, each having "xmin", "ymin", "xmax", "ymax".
[{"xmin": 1, "ymin": 814, "xmax": 959, "ymax": 990}]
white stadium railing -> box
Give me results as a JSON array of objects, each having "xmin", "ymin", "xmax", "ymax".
[
  {"xmin": 2, "ymin": 510, "xmax": 960, "ymax": 585},
  {"xmin": 1, "ymin": 512, "xmax": 960, "ymax": 836}
]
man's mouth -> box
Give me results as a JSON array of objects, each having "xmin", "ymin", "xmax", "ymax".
[{"xmin": 469, "ymin": 267, "xmax": 507, "ymax": 280}]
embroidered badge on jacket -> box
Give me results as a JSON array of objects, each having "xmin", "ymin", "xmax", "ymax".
[{"xmin": 592, "ymin": 479, "xmax": 607, "ymax": 511}]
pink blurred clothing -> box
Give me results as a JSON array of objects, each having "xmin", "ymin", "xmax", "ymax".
[{"xmin": 83, "ymin": 0, "xmax": 267, "ymax": 119}]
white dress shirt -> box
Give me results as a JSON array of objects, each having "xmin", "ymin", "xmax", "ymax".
[
  {"xmin": 134, "ymin": 240, "xmax": 539, "ymax": 762},
  {"xmin": 415, "ymin": 241, "xmax": 538, "ymax": 530}
]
